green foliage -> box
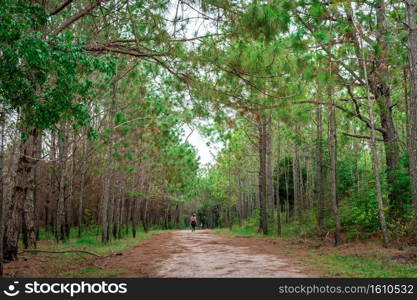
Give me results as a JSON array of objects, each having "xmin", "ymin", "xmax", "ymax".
[
  {"xmin": 340, "ymin": 191, "xmax": 381, "ymax": 237},
  {"xmin": 0, "ymin": 0, "xmax": 114, "ymax": 131},
  {"xmin": 311, "ymin": 253, "xmax": 417, "ymax": 278},
  {"xmin": 240, "ymin": 1, "xmax": 291, "ymax": 41}
]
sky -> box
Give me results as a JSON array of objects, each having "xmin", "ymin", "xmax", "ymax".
[
  {"xmin": 182, "ymin": 126, "xmax": 221, "ymax": 166},
  {"xmin": 166, "ymin": 2, "xmax": 225, "ymax": 166}
]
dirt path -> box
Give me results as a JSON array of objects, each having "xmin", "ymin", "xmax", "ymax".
[{"xmin": 107, "ymin": 230, "xmax": 314, "ymax": 278}]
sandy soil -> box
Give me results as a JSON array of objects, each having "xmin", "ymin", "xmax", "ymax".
[
  {"xmin": 4, "ymin": 230, "xmax": 318, "ymax": 277},
  {"xmin": 106, "ymin": 230, "xmax": 312, "ymax": 278},
  {"xmin": 6, "ymin": 230, "xmax": 417, "ymax": 278}
]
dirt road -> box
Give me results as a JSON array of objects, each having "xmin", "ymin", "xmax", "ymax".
[{"xmin": 108, "ymin": 230, "xmax": 312, "ymax": 278}]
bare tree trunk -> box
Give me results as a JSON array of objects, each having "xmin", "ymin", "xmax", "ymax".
[
  {"xmin": 284, "ymin": 158, "xmax": 290, "ymax": 223},
  {"xmin": 266, "ymin": 119, "xmax": 274, "ymax": 220},
  {"xmin": 131, "ymin": 198, "xmax": 138, "ymax": 238},
  {"xmin": 275, "ymin": 126, "xmax": 282, "ymax": 236},
  {"xmin": 78, "ymin": 140, "xmax": 86, "ymax": 238},
  {"xmin": 345, "ymin": 1, "xmax": 401, "ymax": 213},
  {"xmin": 328, "ymin": 71, "xmax": 341, "ymax": 246},
  {"xmin": 34, "ymin": 132, "xmax": 42, "ymax": 241},
  {"xmin": 56, "ymin": 127, "xmax": 67, "ymax": 242},
  {"xmin": 353, "ymin": 15, "xmax": 390, "ymax": 247},
  {"xmin": 0, "ymin": 105, "xmax": 5, "ymax": 276},
  {"xmin": 5, "ymin": 124, "xmax": 39, "ymax": 260},
  {"xmin": 405, "ymin": 0, "xmax": 417, "ymax": 233},
  {"xmin": 258, "ymin": 117, "xmax": 268, "ymax": 235},
  {"xmin": 316, "ymin": 92, "xmax": 325, "ymax": 228},
  {"xmin": 299, "ymin": 152, "xmax": 305, "ymax": 213},
  {"xmin": 142, "ymin": 198, "xmax": 149, "ymax": 233},
  {"xmin": 373, "ymin": 0, "xmax": 401, "ymax": 217},
  {"xmin": 292, "ymin": 145, "xmax": 300, "ymax": 219},
  {"xmin": 65, "ymin": 135, "xmax": 76, "ymax": 239},
  {"xmin": 101, "ymin": 80, "xmax": 117, "ymax": 243}
]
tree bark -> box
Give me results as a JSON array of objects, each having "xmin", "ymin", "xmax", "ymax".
[
  {"xmin": 353, "ymin": 5, "xmax": 390, "ymax": 247},
  {"xmin": 328, "ymin": 73, "xmax": 341, "ymax": 246},
  {"xmin": 56, "ymin": 127, "xmax": 67, "ymax": 241},
  {"xmin": 4, "ymin": 125, "xmax": 39, "ymax": 260},
  {"xmin": 344, "ymin": 1, "xmax": 401, "ymax": 215},
  {"xmin": 316, "ymin": 94, "xmax": 325, "ymax": 228},
  {"xmin": 292, "ymin": 144, "xmax": 301, "ymax": 219},
  {"xmin": 258, "ymin": 117, "xmax": 268, "ymax": 235},
  {"xmin": 0, "ymin": 105, "xmax": 5, "ymax": 276},
  {"xmin": 405, "ymin": 0, "xmax": 417, "ymax": 233},
  {"xmin": 275, "ymin": 126, "xmax": 282, "ymax": 236},
  {"xmin": 101, "ymin": 80, "xmax": 117, "ymax": 243},
  {"xmin": 266, "ymin": 119, "xmax": 274, "ymax": 219},
  {"xmin": 78, "ymin": 141, "xmax": 86, "ymax": 238},
  {"xmin": 284, "ymin": 158, "xmax": 290, "ymax": 223},
  {"xmin": 372, "ymin": 0, "xmax": 401, "ymax": 217}
]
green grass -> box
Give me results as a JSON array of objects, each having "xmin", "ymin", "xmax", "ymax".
[
  {"xmin": 213, "ymin": 213, "xmax": 320, "ymax": 238},
  {"xmin": 36, "ymin": 227, "xmax": 162, "ymax": 256},
  {"xmin": 23, "ymin": 226, "xmax": 164, "ymax": 277},
  {"xmin": 214, "ymin": 226, "xmax": 417, "ymax": 278},
  {"xmin": 304, "ymin": 253, "xmax": 417, "ymax": 278},
  {"xmin": 213, "ymin": 227, "xmax": 261, "ymax": 237}
]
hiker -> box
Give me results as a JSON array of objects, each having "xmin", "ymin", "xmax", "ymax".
[
  {"xmin": 190, "ymin": 213, "xmax": 197, "ymax": 232},
  {"xmin": 200, "ymin": 215, "xmax": 206, "ymax": 229}
]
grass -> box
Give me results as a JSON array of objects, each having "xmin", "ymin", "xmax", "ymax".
[
  {"xmin": 61, "ymin": 267, "xmax": 129, "ymax": 278},
  {"xmin": 214, "ymin": 226, "xmax": 417, "ymax": 278},
  {"xmin": 312, "ymin": 253, "xmax": 417, "ymax": 277},
  {"xmin": 213, "ymin": 227, "xmax": 261, "ymax": 237},
  {"xmin": 37, "ymin": 228, "xmax": 161, "ymax": 256},
  {"xmin": 16, "ymin": 226, "xmax": 163, "ymax": 277}
]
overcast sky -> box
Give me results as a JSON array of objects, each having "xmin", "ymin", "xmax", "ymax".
[
  {"xmin": 181, "ymin": 126, "xmax": 221, "ymax": 166},
  {"xmin": 165, "ymin": 2, "xmax": 225, "ymax": 166}
]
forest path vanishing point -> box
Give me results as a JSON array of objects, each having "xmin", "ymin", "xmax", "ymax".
[{"xmin": 105, "ymin": 230, "xmax": 314, "ymax": 278}]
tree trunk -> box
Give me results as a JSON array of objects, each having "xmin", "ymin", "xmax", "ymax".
[
  {"xmin": 316, "ymin": 95, "xmax": 325, "ymax": 228},
  {"xmin": 101, "ymin": 80, "xmax": 117, "ymax": 243},
  {"xmin": 78, "ymin": 152, "xmax": 86, "ymax": 238},
  {"xmin": 33, "ymin": 132, "xmax": 42, "ymax": 241},
  {"xmin": 372, "ymin": 0, "xmax": 401, "ymax": 217},
  {"xmin": 266, "ymin": 119, "xmax": 274, "ymax": 219},
  {"xmin": 56, "ymin": 128, "xmax": 67, "ymax": 242},
  {"xmin": 284, "ymin": 158, "xmax": 290, "ymax": 223},
  {"xmin": 142, "ymin": 198, "xmax": 149, "ymax": 233},
  {"xmin": 4, "ymin": 125, "xmax": 39, "ymax": 260},
  {"xmin": 292, "ymin": 145, "xmax": 301, "ymax": 219},
  {"xmin": 0, "ymin": 105, "xmax": 5, "ymax": 276},
  {"xmin": 405, "ymin": 0, "xmax": 417, "ymax": 233},
  {"xmin": 345, "ymin": 1, "xmax": 401, "ymax": 214},
  {"xmin": 131, "ymin": 198, "xmax": 138, "ymax": 238},
  {"xmin": 353, "ymin": 3, "xmax": 390, "ymax": 247},
  {"xmin": 258, "ymin": 117, "xmax": 268, "ymax": 235},
  {"xmin": 275, "ymin": 127, "xmax": 282, "ymax": 236},
  {"xmin": 328, "ymin": 76, "xmax": 341, "ymax": 246}
]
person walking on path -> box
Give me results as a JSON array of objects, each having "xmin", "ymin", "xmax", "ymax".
[
  {"xmin": 190, "ymin": 213, "xmax": 197, "ymax": 232},
  {"xmin": 200, "ymin": 215, "xmax": 206, "ymax": 228}
]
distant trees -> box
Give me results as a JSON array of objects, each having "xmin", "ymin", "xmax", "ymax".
[
  {"xmin": 0, "ymin": 0, "xmax": 206, "ymax": 276},
  {"xmin": 1, "ymin": 0, "xmax": 417, "ymax": 278},
  {"xmin": 193, "ymin": 0, "xmax": 417, "ymax": 249}
]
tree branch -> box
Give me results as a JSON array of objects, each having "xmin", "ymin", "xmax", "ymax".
[
  {"xmin": 342, "ymin": 132, "xmax": 383, "ymax": 141},
  {"xmin": 51, "ymin": 0, "xmax": 108, "ymax": 36},
  {"xmin": 49, "ymin": 0, "xmax": 74, "ymax": 16}
]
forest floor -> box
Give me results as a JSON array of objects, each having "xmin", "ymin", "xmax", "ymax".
[
  {"xmin": 105, "ymin": 229, "xmax": 314, "ymax": 277},
  {"xmin": 214, "ymin": 229, "xmax": 417, "ymax": 277},
  {"xmin": 4, "ymin": 229, "xmax": 315, "ymax": 277},
  {"xmin": 5, "ymin": 229, "xmax": 417, "ymax": 277}
]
